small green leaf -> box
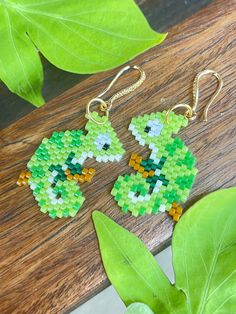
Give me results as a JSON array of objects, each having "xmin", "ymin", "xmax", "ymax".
[
  {"xmin": 0, "ymin": 0, "xmax": 166, "ymax": 106},
  {"xmin": 126, "ymin": 302, "xmax": 154, "ymax": 314},
  {"xmin": 173, "ymin": 187, "xmax": 236, "ymax": 314},
  {"xmin": 92, "ymin": 211, "xmax": 185, "ymax": 314}
]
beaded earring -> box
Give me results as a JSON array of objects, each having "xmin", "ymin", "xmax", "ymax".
[
  {"xmin": 17, "ymin": 66, "xmax": 146, "ymax": 218},
  {"xmin": 112, "ymin": 70, "xmax": 223, "ymax": 221}
]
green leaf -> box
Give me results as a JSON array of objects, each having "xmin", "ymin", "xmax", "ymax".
[
  {"xmin": 125, "ymin": 302, "xmax": 154, "ymax": 314},
  {"xmin": 173, "ymin": 187, "xmax": 236, "ymax": 314},
  {"xmin": 0, "ymin": 0, "xmax": 166, "ymax": 106},
  {"xmin": 93, "ymin": 188, "xmax": 236, "ymax": 314},
  {"xmin": 92, "ymin": 211, "xmax": 185, "ymax": 314},
  {"xmin": 0, "ymin": 4, "xmax": 44, "ymax": 106}
]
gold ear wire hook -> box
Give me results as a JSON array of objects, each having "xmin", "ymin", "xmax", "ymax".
[
  {"xmin": 86, "ymin": 65, "xmax": 146, "ymax": 124},
  {"xmin": 166, "ymin": 69, "xmax": 223, "ymax": 124},
  {"xmin": 192, "ymin": 69, "xmax": 223, "ymax": 121}
]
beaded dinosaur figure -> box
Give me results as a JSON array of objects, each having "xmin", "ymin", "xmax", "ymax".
[
  {"xmin": 111, "ymin": 111, "xmax": 197, "ymax": 220},
  {"xmin": 17, "ymin": 112, "xmax": 124, "ymax": 218}
]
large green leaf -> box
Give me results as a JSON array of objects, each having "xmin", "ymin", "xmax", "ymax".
[
  {"xmin": 93, "ymin": 188, "xmax": 236, "ymax": 314},
  {"xmin": 173, "ymin": 187, "xmax": 236, "ymax": 313},
  {"xmin": 92, "ymin": 211, "xmax": 186, "ymax": 314},
  {"xmin": 0, "ymin": 0, "xmax": 166, "ymax": 106}
]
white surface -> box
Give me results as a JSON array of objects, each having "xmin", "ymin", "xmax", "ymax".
[{"xmin": 71, "ymin": 246, "xmax": 174, "ymax": 314}]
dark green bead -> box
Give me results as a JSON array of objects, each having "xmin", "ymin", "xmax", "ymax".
[
  {"xmin": 122, "ymin": 204, "xmax": 129, "ymax": 213},
  {"xmin": 55, "ymin": 165, "xmax": 61, "ymax": 171},
  {"xmin": 73, "ymin": 202, "xmax": 80, "ymax": 210},
  {"xmin": 163, "ymin": 180, "xmax": 169, "ymax": 187},
  {"xmin": 131, "ymin": 185, "xmax": 138, "ymax": 192},
  {"xmin": 140, "ymin": 189, "xmax": 146, "ymax": 196},
  {"xmin": 49, "ymin": 165, "xmax": 55, "ymax": 172},
  {"xmin": 49, "ymin": 210, "xmax": 56, "ymax": 219},
  {"xmin": 147, "ymin": 159, "xmax": 154, "ymax": 165},
  {"xmin": 139, "ymin": 207, "xmax": 146, "ymax": 215},
  {"xmin": 141, "ymin": 160, "xmax": 147, "ymax": 166},
  {"xmin": 114, "ymin": 181, "xmax": 120, "ymax": 189},
  {"xmin": 115, "ymin": 193, "xmax": 122, "ymax": 201},
  {"xmin": 151, "ymin": 164, "xmax": 157, "ymax": 170},
  {"xmin": 61, "ymin": 174, "xmax": 67, "ymax": 181},
  {"xmin": 70, "ymin": 168, "xmax": 77, "ymax": 175},
  {"xmin": 124, "ymin": 175, "xmax": 130, "ymax": 182},
  {"xmin": 63, "ymin": 209, "xmax": 69, "ymax": 217},
  {"xmin": 39, "ymin": 199, "xmax": 46, "ymax": 206}
]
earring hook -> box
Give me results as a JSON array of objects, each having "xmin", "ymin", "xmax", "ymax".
[
  {"xmin": 86, "ymin": 65, "xmax": 146, "ymax": 124},
  {"xmin": 166, "ymin": 69, "xmax": 223, "ymax": 124},
  {"xmin": 192, "ymin": 69, "xmax": 223, "ymax": 121}
]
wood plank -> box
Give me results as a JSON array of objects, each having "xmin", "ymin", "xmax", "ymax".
[
  {"xmin": 0, "ymin": 0, "xmax": 235, "ymax": 312},
  {"xmin": 0, "ymin": 0, "xmax": 213, "ymax": 129}
]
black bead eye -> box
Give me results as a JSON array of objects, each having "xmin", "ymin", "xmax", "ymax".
[
  {"xmin": 144, "ymin": 126, "xmax": 151, "ymax": 133},
  {"xmin": 102, "ymin": 143, "xmax": 110, "ymax": 150}
]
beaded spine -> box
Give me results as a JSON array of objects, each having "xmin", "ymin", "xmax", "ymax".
[
  {"xmin": 111, "ymin": 111, "xmax": 197, "ymax": 216},
  {"xmin": 27, "ymin": 112, "xmax": 124, "ymax": 218}
]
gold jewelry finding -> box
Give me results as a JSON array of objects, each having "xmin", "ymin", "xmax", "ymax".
[
  {"xmin": 166, "ymin": 69, "xmax": 223, "ymax": 124},
  {"xmin": 86, "ymin": 65, "xmax": 146, "ymax": 125}
]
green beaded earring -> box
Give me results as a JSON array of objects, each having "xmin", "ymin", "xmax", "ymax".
[
  {"xmin": 17, "ymin": 66, "xmax": 146, "ymax": 218},
  {"xmin": 112, "ymin": 69, "xmax": 223, "ymax": 221}
]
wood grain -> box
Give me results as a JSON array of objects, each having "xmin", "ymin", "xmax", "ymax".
[{"xmin": 0, "ymin": 0, "xmax": 236, "ymax": 313}]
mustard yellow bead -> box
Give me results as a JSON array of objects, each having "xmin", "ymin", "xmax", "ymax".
[
  {"xmin": 131, "ymin": 153, "xmax": 138, "ymax": 160},
  {"xmin": 142, "ymin": 171, "xmax": 149, "ymax": 178}
]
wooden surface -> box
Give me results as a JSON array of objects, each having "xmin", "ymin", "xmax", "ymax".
[
  {"xmin": 0, "ymin": 0, "xmax": 213, "ymax": 129},
  {"xmin": 1, "ymin": 0, "xmax": 236, "ymax": 313}
]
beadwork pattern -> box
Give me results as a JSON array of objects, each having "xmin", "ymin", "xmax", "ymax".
[
  {"xmin": 26, "ymin": 112, "xmax": 124, "ymax": 218},
  {"xmin": 111, "ymin": 111, "xmax": 197, "ymax": 216}
]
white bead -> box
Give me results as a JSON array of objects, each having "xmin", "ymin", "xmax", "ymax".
[
  {"xmin": 149, "ymin": 143, "xmax": 155, "ymax": 150},
  {"xmin": 132, "ymin": 197, "xmax": 138, "ymax": 204},
  {"xmin": 58, "ymin": 198, "xmax": 64, "ymax": 204},
  {"xmin": 71, "ymin": 157, "xmax": 77, "ymax": 164},
  {"xmin": 52, "ymin": 170, "xmax": 58, "ymax": 177},
  {"xmin": 47, "ymin": 187, "xmax": 53, "ymax": 194},
  {"xmin": 62, "ymin": 164, "xmax": 68, "ymax": 170},
  {"xmin": 96, "ymin": 155, "xmax": 102, "ymax": 162},
  {"xmin": 154, "ymin": 169, "xmax": 161, "ymax": 176},
  {"xmin": 128, "ymin": 191, "xmax": 133, "ymax": 197},
  {"xmin": 82, "ymin": 152, "xmax": 87, "ymax": 158},
  {"xmin": 159, "ymin": 204, "xmax": 166, "ymax": 212},
  {"xmin": 128, "ymin": 124, "xmax": 134, "ymax": 131},
  {"xmin": 115, "ymin": 154, "xmax": 122, "ymax": 161},
  {"xmin": 87, "ymin": 151, "xmax": 93, "ymax": 158},
  {"xmin": 102, "ymin": 155, "xmax": 109, "ymax": 162},
  {"xmin": 78, "ymin": 157, "xmax": 84, "ymax": 164},
  {"xmin": 30, "ymin": 183, "xmax": 36, "ymax": 190},
  {"xmin": 153, "ymin": 186, "xmax": 160, "ymax": 193},
  {"xmin": 139, "ymin": 139, "xmax": 145, "ymax": 146},
  {"xmin": 109, "ymin": 155, "xmax": 115, "ymax": 162},
  {"xmin": 144, "ymin": 194, "xmax": 151, "ymax": 201},
  {"xmin": 48, "ymin": 176, "xmax": 54, "ymax": 183}
]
